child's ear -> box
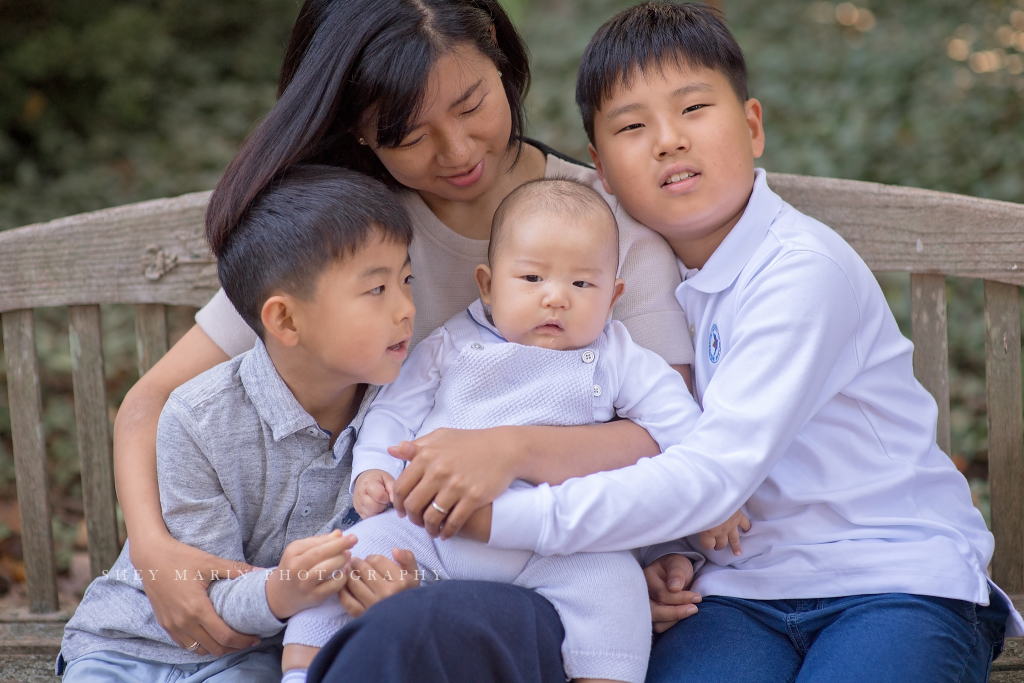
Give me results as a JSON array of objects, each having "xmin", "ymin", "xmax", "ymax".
[
  {"xmin": 608, "ymin": 278, "xmax": 626, "ymax": 316},
  {"xmin": 745, "ymin": 98, "xmax": 765, "ymax": 159},
  {"xmin": 261, "ymin": 294, "xmax": 300, "ymax": 348},
  {"xmin": 589, "ymin": 144, "xmax": 614, "ymax": 196},
  {"xmin": 474, "ymin": 264, "xmax": 494, "ymax": 304}
]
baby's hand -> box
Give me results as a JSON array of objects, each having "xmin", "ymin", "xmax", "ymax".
[
  {"xmin": 698, "ymin": 509, "xmax": 751, "ymax": 556},
  {"xmin": 645, "ymin": 554, "xmax": 701, "ymax": 634},
  {"xmin": 265, "ymin": 530, "xmax": 356, "ymax": 620},
  {"xmin": 339, "ymin": 548, "xmax": 421, "ymax": 618},
  {"xmin": 353, "ymin": 469, "xmax": 396, "ymax": 519}
]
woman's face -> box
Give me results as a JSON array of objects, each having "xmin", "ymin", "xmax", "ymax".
[{"xmin": 361, "ymin": 44, "xmax": 513, "ymax": 203}]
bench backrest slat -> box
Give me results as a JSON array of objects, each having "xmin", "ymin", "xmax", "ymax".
[
  {"xmin": 135, "ymin": 304, "xmax": 169, "ymax": 377},
  {"xmin": 0, "ymin": 191, "xmax": 217, "ymax": 313},
  {"xmin": 985, "ymin": 281, "xmax": 1024, "ymax": 593},
  {"xmin": 910, "ymin": 273, "xmax": 951, "ymax": 456},
  {"xmin": 68, "ymin": 305, "xmax": 120, "ymax": 579},
  {"xmin": 1, "ymin": 309, "xmax": 59, "ymax": 612},
  {"xmin": 769, "ymin": 173, "xmax": 1024, "ymax": 287}
]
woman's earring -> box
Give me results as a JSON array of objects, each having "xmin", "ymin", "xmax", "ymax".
[
  {"xmin": 358, "ymin": 137, "xmax": 367, "ymax": 146},
  {"xmin": 497, "ymin": 71, "xmax": 502, "ymax": 77}
]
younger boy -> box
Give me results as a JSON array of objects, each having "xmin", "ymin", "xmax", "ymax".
[
  {"xmin": 280, "ymin": 178, "xmax": 705, "ymax": 683},
  {"xmin": 59, "ymin": 166, "xmax": 417, "ymax": 682},
  {"xmin": 478, "ymin": 4, "xmax": 1024, "ymax": 682}
]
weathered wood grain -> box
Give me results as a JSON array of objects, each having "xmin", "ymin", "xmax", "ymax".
[
  {"xmin": 0, "ymin": 176, "xmax": 1020, "ymax": 313},
  {"xmin": 0, "ymin": 191, "xmax": 217, "ymax": 312},
  {"xmin": 0, "ymin": 310, "xmax": 58, "ymax": 613},
  {"xmin": 985, "ymin": 281, "xmax": 1024, "ymax": 593},
  {"xmin": 910, "ymin": 274, "xmax": 951, "ymax": 455},
  {"xmin": 768, "ymin": 173, "xmax": 1024, "ymax": 286},
  {"xmin": 68, "ymin": 305, "xmax": 120, "ymax": 578},
  {"xmin": 135, "ymin": 304, "xmax": 168, "ymax": 376}
]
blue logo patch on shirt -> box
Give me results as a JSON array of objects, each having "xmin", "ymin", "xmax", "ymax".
[{"xmin": 709, "ymin": 324, "xmax": 722, "ymax": 364}]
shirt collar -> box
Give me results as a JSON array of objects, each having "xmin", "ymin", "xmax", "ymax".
[
  {"xmin": 239, "ymin": 338, "xmax": 378, "ymax": 442},
  {"xmin": 677, "ymin": 169, "xmax": 785, "ymax": 294},
  {"xmin": 466, "ymin": 299, "xmax": 509, "ymax": 343}
]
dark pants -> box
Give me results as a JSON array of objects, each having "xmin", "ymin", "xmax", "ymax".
[
  {"xmin": 648, "ymin": 591, "xmax": 1009, "ymax": 683},
  {"xmin": 307, "ymin": 581, "xmax": 566, "ymax": 683}
]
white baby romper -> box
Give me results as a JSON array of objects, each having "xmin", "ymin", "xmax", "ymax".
[{"xmin": 285, "ymin": 307, "xmax": 661, "ymax": 683}]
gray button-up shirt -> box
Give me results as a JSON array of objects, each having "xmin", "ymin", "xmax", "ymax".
[{"xmin": 62, "ymin": 339, "xmax": 375, "ymax": 664}]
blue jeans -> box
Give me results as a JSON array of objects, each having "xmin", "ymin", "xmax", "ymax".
[
  {"xmin": 648, "ymin": 591, "xmax": 1009, "ymax": 683},
  {"xmin": 59, "ymin": 640, "xmax": 283, "ymax": 683}
]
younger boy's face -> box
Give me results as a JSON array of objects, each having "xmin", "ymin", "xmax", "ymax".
[
  {"xmin": 475, "ymin": 209, "xmax": 624, "ymax": 350},
  {"xmin": 589, "ymin": 63, "xmax": 764, "ymax": 268},
  {"xmin": 287, "ymin": 234, "xmax": 415, "ymax": 386}
]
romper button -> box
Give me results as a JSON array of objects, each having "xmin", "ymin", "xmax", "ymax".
[
  {"xmin": 307, "ymin": 428, "xmax": 318, "ymax": 436},
  {"xmin": 471, "ymin": 342, "xmax": 484, "ymax": 350},
  {"xmin": 593, "ymin": 384, "xmax": 602, "ymax": 397},
  {"xmin": 581, "ymin": 350, "xmax": 595, "ymax": 364},
  {"xmin": 301, "ymin": 506, "xmax": 311, "ymax": 517},
  {"xmin": 689, "ymin": 325, "xmax": 696, "ymax": 339}
]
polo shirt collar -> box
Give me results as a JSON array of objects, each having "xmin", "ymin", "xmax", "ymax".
[
  {"xmin": 679, "ymin": 169, "xmax": 785, "ymax": 294},
  {"xmin": 239, "ymin": 338, "xmax": 377, "ymax": 442}
]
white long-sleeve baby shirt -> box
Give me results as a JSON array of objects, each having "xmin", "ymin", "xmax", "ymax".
[{"xmin": 351, "ymin": 299, "xmax": 701, "ymax": 494}]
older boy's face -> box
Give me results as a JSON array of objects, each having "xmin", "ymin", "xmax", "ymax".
[
  {"xmin": 475, "ymin": 208, "xmax": 624, "ymax": 350},
  {"xmin": 290, "ymin": 235, "xmax": 415, "ymax": 386},
  {"xmin": 588, "ymin": 64, "xmax": 764, "ymax": 268}
]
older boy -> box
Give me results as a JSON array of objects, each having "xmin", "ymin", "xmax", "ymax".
[
  {"xmin": 469, "ymin": 4, "xmax": 1023, "ymax": 682},
  {"xmin": 59, "ymin": 166, "xmax": 417, "ymax": 682}
]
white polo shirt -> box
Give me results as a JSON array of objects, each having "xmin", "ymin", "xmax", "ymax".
[{"xmin": 489, "ymin": 170, "xmax": 1023, "ymax": 634}]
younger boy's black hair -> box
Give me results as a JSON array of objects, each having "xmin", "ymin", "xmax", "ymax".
[
  {"xmin": 215, "ymin": 165, "xmax": 413, "ymax": 337},
  {"xmin": 576, "ymin": 2, "xmax": 747, "ymax": 144}
]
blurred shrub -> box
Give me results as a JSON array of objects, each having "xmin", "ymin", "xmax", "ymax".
[{"xmin": 0, "ymin": 0, "xmax": 297, "ymax": 229}]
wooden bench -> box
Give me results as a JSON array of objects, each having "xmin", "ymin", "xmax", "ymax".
[{"xmin": 1, "ymin": 174, "xmax": 1023, "ymax": 680}]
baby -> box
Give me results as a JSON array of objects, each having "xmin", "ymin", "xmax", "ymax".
[{"xmin": 282, "ymin": 178, "xmax": 703, "ymax": 683}]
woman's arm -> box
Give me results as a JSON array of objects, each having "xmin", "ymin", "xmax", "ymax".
[
  {"xmin": 391, "ymin": 419, "xmax": 659, "ymax": 538},
  {"xmin": 114, "ymin": 324, "xmax": 259, "ymax": 655}
]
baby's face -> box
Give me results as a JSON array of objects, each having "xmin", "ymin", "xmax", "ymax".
[{"xmin": 476, "ymin": 208, "xmax": 624, "ymax": 350}]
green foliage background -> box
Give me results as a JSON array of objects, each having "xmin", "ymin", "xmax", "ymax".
[{"xmin": 2, "ymin": 0, "xmax": 1023, "ymax": 536}]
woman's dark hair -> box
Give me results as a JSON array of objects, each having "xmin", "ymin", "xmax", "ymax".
[
  {"xmin": 217, "ymin": 165, "xmax": 413, "ymax": 337},
  {"xmin": 576, "ymin": 2, "xmax": 747, "ymax": 144},
  {"xmin": 206, "ymin": 0, "xmax": 530, "ymax": 254}
]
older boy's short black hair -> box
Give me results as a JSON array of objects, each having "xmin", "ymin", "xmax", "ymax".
[
  {"xmin": 216, "ymin": 165, "xmax": 413, "ymax": 337},
  {"xmin": 576, "ymin": 2, "xmax": 748, "ymax": 144}
]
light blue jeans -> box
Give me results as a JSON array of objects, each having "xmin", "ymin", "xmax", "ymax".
[
  {"xmin": 647, "ymin": 590, "xmax": 1009, "ymax": 683},
  {"xmin": 59, "ymin": 641, "xmax": 282, "ymax": 683}
]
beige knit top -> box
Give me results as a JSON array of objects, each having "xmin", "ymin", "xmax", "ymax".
[{"xmin": 195, "ymin": 147, "xmax": 694, "ymax": 366}]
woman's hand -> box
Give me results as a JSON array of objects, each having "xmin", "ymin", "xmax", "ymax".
[
  {"xmin": 338, "ymin": 548, "xmax": 421, "ymax": 618},
  {"xmin": 390, "ymin": 428, "xmax": 520, "ymax": 540},
  {"xmin": 645, "ymin": 554, "xmax": 701, "ymax": 634},
  {"xmin": 133, "ymin": 534, "xmax": 260, "ymax": 655}
]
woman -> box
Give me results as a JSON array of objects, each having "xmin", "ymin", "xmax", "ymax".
[{"xmin": 115, "ymin": 0, "xmax": 695, "ymax": 678}]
